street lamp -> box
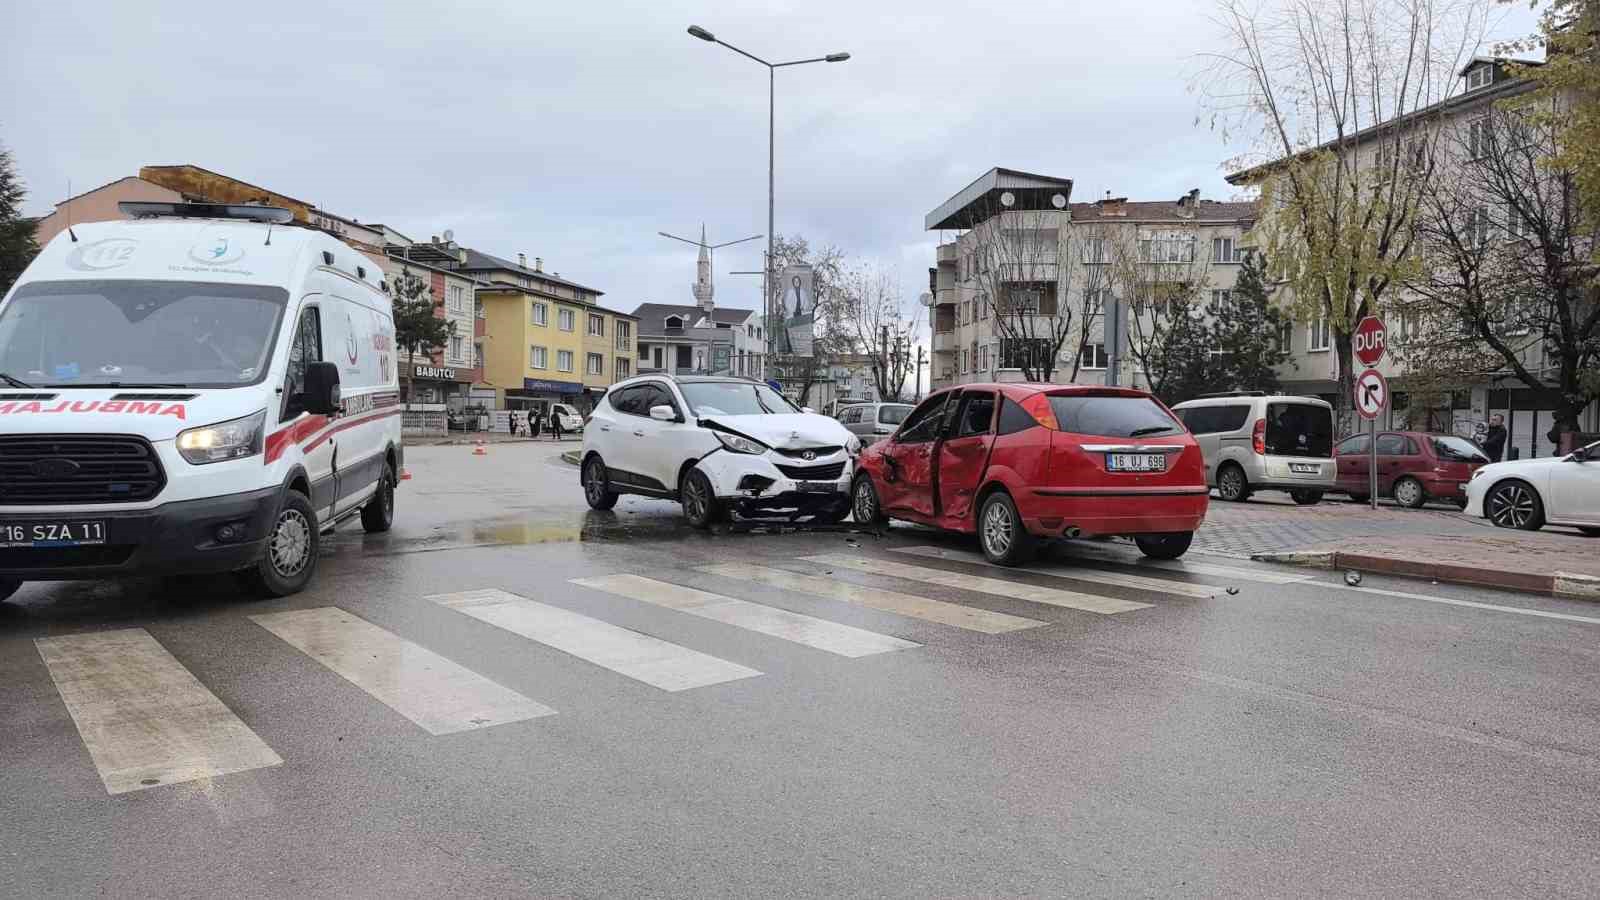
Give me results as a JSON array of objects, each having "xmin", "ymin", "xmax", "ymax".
[{"xmin": 685, "ymin": 24, "xmax": 850, "ymax": 372}]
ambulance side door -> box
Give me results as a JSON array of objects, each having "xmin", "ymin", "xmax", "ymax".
[{"xmin": 281, "ymin": 300, "xmax": 337, "ymax": 520}]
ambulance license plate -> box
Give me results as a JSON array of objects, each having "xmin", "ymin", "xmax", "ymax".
[{"xmin": 0, "ymin": 521, "xmax": 108, "ymax": 548}]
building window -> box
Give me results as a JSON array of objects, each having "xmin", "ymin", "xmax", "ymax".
[
  {"xmin": 615, "ymin": 357, "xmax": 631, "ymax": 380},
  {"xmin": 1080, "ymin": 343, "xmax": 1108, "ymax": 370},
  {"xmin": 474, "ymin": 342, "xmax": 484, "ymax": 369},
  {"xmin": 559, "ymin": 309, "xmax": 575, "ymax": 331},
  {"xmin": 530, "ymin": 345, "xmax": 547, "ymax": 369},
  {"xmin": 615, "ymin": 320, "xmax": 632, "ymax": 350},
  {"xmin": 586, "ymin": 352, "xmax": 604, "ymax": 375},
  {"xmin": 999, "ymin": 338, "xmax": 1052, "ymax": 369},
  {"xmin": 1139, "ymin": 235, "xmax": 1196, "ymax": 263},
  {"xmin": 1210, "ymin": 289, "xmax": 1233, "ymax": 308},
  {"xmin": 1467, "ymin": 117, "xmax": 1490, "ymax": 159},
  {"xmin": 449, "ymin": 335, "xmax": 464, "ymax": 362},
  {"xmin": 961, "ymin": 348, "xmax": 969, "ymax": 374},
  {"xmin": 448, "ymin": 284, "xmax": 466, "ymax": 312},
  {"xmin": 1465, "ymin": 205, "xmax": 1492, "ymax": 246},
  {"xmin": 665, "ymin": 315, "xmax": 684, "ymax": 329},
  {"xmin": 1308, "ymin": 317, "xmax": 1331, "ymax": 352},
  {"xmin": 1276, "ymin": 320, "xmax": 1293, "ymax": 351},
  {"xmin": 557, "ymin": 350, "xmax": 574, "ymax": 372},
  {"xmin": 588, "ymin": 313, "xmax": 605, "ymax": 337},
  {"xmin": 1081, "ymin": 237, "xmax": 1107, "ymax": 264},
  {"xmin": 1212, "ymin": 237, "xmax": 1244, "ymax": 264},
  {"xmin": 531, "ymin": 302, "xmax": 548, "ymax": 326},
  {"xmin": 1466, "ymin": 65, "xmax": 1492, "ymax": 91},
  {"xmin": 1505, "ymin": 205, "xmax": 1533, "ymax": 242}
]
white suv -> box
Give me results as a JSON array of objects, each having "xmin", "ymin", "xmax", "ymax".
[{"xmin": 580, "ymin": 375, "xmax": 861, "ymax": 527}]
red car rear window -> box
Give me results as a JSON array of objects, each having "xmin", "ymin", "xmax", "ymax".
[{"xmin": 1046, "ymin": 394, "xmax": 1181, "ymax": 438}]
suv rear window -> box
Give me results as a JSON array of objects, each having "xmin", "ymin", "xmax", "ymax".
[
  {"xmin": 1264, "ymin": 402, "xmax": 1333, "ymax": 457},
  {"xmin": 1048, "ymin": 394, "xmax": 1181, "ymax": 439}
]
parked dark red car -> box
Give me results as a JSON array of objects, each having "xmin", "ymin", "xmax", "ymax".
[
  {"xmin": 1333, "ymin": 430, "xmax": 1490, "ymax": 507},
  {"xmin": 850, "ymin": 383, "xmax": 1209, "ymax": 565}
]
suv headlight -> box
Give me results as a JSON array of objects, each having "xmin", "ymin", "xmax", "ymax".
[
  {"xmin": 177, "ymin": 410, "xmax": 266, "ymax": 465},
  {"xmin": 1469, "ymin": 468, "xmax": 1486, "ymax": 482},
  {"xmin": 715, "ymin": 431, "xmax": 767, "ymax": 455},
  {"xmin": 846, "ymin": 435, "xmax": 863, "ymax": 456}
]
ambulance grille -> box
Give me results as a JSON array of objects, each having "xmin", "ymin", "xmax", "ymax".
[{"xmin": 0, "ymin": 435, "xmax": 166, "ymax": 505}]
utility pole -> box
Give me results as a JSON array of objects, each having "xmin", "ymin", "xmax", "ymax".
[{"xmin": 915, "ymin": 346, "xmax": 925, "ymax": 402}]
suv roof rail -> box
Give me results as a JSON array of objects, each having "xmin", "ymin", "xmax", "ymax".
[
  {"xmin": 1197, "ymin": 390, "xmax": 1268, "ymax": 399},
  {"xmin": 118, "ymin": 201, "xmax": 294, "ymax": 224}
]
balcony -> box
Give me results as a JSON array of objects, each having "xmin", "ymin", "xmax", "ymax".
[
  {"xmin": 936, "ymin": 243, "xmax": 958, "ymax": 264},
  {"xmin": 932, "ymin": 332, "xmax": 958, "ymax": 352}
]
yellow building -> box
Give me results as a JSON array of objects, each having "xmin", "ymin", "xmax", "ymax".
[{"xmin": 470, "ymin": 251, "xmax": 635, "ymax": 413}]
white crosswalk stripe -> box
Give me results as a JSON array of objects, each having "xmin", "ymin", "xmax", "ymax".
[
  {"xmin": 34, "ymin": 628, "xmax": 282, "ymax": 795},
  {"xmin": 428, "ymin": 588, "xmax": 762, "ymax": 692},
  {"xmin": 897, "ymin": 543, "xmax": 1310, "ymax": 585},
  {"xmin": 572, "ymin": 574, "xmax": 921, "ymax": 657},
  {"xmin": 890, "ymin": 546, "xmax": 1220, "ymax": 599},
  {"xmin": 698, "ymin": 563, "xmax": 1045, "ymax": 634},
  {"xmin": 802, "ymin": 554, "xmax": 1155, "ymax": 613},
  {"xmin": 251, "ymin": 607, "xmax": 557, "ymax": 735}
]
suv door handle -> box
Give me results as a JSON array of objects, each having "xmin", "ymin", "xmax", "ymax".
[
  {"xmin": 599, "ymin": 425, "xmax": 611, "ymax": 432},
  {"xmin": 633, "ymin": 430, "xmax": 645, "ymax": 437}
]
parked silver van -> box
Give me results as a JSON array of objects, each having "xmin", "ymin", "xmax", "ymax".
[
  {"xmin": 1170, "ymin": 392, "xmax": 1336, "ymax": 504},
  {"xmin": 837, "ymin": 402, "xmax": 914, "ymax": 445}
]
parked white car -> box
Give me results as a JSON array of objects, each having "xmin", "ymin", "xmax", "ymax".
[
  {"xmin": 548, "ymin": 402, "xmax": 583, "ymax": 433},
  {"xmin": 1464, "ymin": 439, "xmax": 1600, "ymax": 534},
  {"xmin": 579, "ymin": 375, "xmax": 860, "ymax": 527}
]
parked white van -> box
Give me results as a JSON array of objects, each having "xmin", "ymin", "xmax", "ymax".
[{"xmin": 0, "ymin": 203, "xmax": 402, "ymax": 600}]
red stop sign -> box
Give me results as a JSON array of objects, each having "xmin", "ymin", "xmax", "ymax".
[{"xmin": 1353, "ymin": 315, "xmax": 1386, "ymax": 367}]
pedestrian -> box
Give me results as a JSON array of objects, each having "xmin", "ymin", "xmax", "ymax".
[
  {"xmin": 550, "ymin": 408, "xmax": 565, "ymax": 441},
  {"xmin": 1483, "ymin": 414, "xmax": 1507, "ymax": 462},
  {"xmin": 530, "ymin": 408, "xmax": 542, "ymax": 439}
]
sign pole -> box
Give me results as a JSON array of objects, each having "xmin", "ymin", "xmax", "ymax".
[{"xmin": 1369, "ymin": 414, "xmax": 1378, "ymax": 511}]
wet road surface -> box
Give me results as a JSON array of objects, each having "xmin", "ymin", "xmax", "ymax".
[{"xmin": 4, "ymin": 444, "xmax": 1600, "ymax": 897}]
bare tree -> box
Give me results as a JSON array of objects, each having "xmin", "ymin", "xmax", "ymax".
[
  {"xmin": 961, "ymin": 196, "xmax": 1078, "ymax": 382},
  {"xmin": 830, "ymin": 262, "xmax": 923, "ymax": 402},
  {"xmin": 766, "ymin": 234, "xmax": 847, "ymax": 403},
  {"xmin": 1406, "ymin": 104, "xmax": 1600, "ymax": 443},
  {"xmin": 1108, "ymin": 220, "xmax": 1217, "ymax": 401},
  {"xmin": 1199, "ymin": 0, "xmax": 1492, "ymax": 430}
]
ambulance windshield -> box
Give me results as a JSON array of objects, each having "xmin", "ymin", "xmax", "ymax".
[{"xmin": 0, "ymin": 279, "xmax": 289, "ymax": 388}]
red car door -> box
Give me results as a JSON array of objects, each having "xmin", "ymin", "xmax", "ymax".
[
  {"xmin": 1335, "ymin": 433, "xmax": 1371, "ymax": 494},
  {"xmin": 880, "ymin": 393, "xmax": 950, "ymax": 520},
  {"xmin": 936, "ymin": 391, "xmax": 998, "ymax": 526},
  {"xmin": 1374, "ymin": 433, "xmax": 1409, "ymax": 495}
]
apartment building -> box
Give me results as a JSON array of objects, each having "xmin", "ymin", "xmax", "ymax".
[
  {"xmin": 926, "ymin": 168, "xmax": 1254, "ymax": 393},
  {"xmin": 1227, "ymin": 56, "xmax": 1600, "ymax": 457},
  {"xmin": 631, "ymin": 235, "xmax": 763, "ymax": 377}
]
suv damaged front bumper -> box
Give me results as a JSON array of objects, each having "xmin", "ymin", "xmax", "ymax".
[{"xmin": 697, "ymin": 450, "xmax": 854, "ymax": 519}]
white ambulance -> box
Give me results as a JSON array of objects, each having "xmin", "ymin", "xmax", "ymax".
[{"xmin": 0, "ymin": 202, "xmax": 403, "ymax": 599}]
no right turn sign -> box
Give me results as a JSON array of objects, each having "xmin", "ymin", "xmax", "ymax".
[{"xmin": 1354, "ymin": 369, "xmax": 1388, "ymax": 420}]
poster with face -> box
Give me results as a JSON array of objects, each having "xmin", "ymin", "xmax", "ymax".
[{"xmin": 779, "ymin": 264, "xmax": 815, "ymax": 357}]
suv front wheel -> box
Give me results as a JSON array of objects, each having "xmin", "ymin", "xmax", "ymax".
[{"xmin": 681, "ymin": 468, "xmax": 724, "ymax": 529}]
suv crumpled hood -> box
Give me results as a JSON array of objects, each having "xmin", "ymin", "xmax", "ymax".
[
  {"xmin": 0, "ymin": 390, "xmax": 254, "ymax": 441},
  {"xmin": 703, "ymin": 413, "xmax": 852, "ymax": 450}
]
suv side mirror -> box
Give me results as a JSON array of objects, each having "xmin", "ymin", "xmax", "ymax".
[
  {"xmin": 1570, "ymin": 446, "xmax": 1590, "ymax": 463},
  {"xmin": 303, "ymin": 361, "xmax": 342, "ymax": 416},
  {"xmin": 649, "ymin": 404, "xmax": 676, "ymax": 422},
  {"xmin": 801, "ymin": 406, "xmax": 816, "ymax": 414}
]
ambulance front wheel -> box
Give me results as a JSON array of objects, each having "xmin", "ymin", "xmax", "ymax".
[{"xmin": 239, "ymin": 490, "xmax": 319, "ymax": 598}]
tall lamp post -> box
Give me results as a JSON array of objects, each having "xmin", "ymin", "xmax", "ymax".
[
  {"xmin": 685, "ymin": 24, "xmax": 850, "ymax": 376},
  {"xmin": 659, "ymin": 229, "xmax": 762, "ymax": 374}
]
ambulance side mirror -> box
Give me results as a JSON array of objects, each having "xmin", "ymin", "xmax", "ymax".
[{"xmin": 304, "ymin": 362, "xmax": 342, "ymax": 416}]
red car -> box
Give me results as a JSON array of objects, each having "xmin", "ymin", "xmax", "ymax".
[
  {"xmin": 1333, "ymin": 430, "xmax": 1490, "ymax": 507},
  {"xmin": 850, "ymin": 383, "xmax": 1209, "ymax": 565}
]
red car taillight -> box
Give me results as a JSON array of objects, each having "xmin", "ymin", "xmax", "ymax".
[
  {"xmin": 1021, "ymin": 393, "xmax": 1059, "ymax": 430},
  {"xmin": 1251, "ymin": 418, "xmax": 1266, "ymax": 455}
]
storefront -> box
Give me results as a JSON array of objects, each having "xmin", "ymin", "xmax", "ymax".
[
  {"xmin": 505, "ymin": 377, "xmax": 585, "ymax": 417},
  {"xmin": 406, "ymin": 364, "xmax": 473, "ymax": 408}
]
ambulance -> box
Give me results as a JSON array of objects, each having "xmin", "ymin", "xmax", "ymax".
[{"xmin": 0, "ymin": 202, "xmax": 403, "ymax": 599}]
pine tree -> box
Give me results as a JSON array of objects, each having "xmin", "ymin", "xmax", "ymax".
[
  {"xmin": 0, "ymin": 143, "xmax": 40, "ymax": 295},
  {"xmin": 1206, "ymin": 253, "xmax": 1291, "ymax": 394}
]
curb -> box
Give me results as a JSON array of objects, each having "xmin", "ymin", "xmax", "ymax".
[{"xmin": 1251, "ymin": 549, "xmax": 1600, "ymax": 601}]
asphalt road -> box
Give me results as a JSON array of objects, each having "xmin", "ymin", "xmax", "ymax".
[{"xmin": 5, "ymin": 444, "xmax": 1600, "ymax": 898}]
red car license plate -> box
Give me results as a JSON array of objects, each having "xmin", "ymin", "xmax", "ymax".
[{"xmin": 1105, "ymin": 453, "xmax": 1166, "ymax": 473}]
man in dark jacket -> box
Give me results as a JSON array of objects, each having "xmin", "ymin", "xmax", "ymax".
[{"xmin": 1483, "ymin": 414, "xmax": 1507, "ymax": 462}]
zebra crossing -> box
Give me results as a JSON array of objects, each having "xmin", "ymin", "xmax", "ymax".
[{"xmin": 24, "ymin": 544, "xmax": 1280, "ymax": 795}]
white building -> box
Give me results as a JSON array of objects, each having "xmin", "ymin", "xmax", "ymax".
[{"xmin": 631, "ymin": 228, "xmax": 764, "ymax": 376}]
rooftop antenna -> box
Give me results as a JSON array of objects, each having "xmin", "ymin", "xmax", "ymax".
[{"xmin": 66, "ymin": 179, "xmax": 78, "ymax": 242}]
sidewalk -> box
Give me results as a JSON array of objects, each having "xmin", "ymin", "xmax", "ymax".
[
  {"xmin": 407, "ymin": 432, "xmax": 582, "ymax": 447},
  {"xmin": 1208, "ymin": 496, "xmax": 1600, "ymax": 599}
]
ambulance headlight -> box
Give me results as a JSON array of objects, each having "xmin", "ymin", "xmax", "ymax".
[{"xmin": 177, "ymin": 410, "xmax": 266, "ymax": 465}]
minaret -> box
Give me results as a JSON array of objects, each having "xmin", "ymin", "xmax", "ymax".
[{"xmin": 692, "ymin": 223, "xmax": 714, "ymax": 318}]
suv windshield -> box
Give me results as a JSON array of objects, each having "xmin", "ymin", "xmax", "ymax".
[
  {"xmin": 1431, "ymin": 435, "xmax": 1490, "ymax": 463},
  {"xmin": 1264, "ymin": 402, "xmax": 1333, "ymax": 457},
  {"xmin": 680, "ymin": 381, "xmax": 800, "ymax": 416},
  {"xmin": 0, "ymin": 279, "xmax": 289, "ymax": 387},
  {"xmin": 1048, "ymin": 393, "xmax": 1180, "ymax": 438}
]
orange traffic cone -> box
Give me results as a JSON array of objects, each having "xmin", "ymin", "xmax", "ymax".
[
  {"xmin": 400, "ymin": 468, "xmax": 413, "ymax": 481},
  {"xmin": 472, "ymin": 439, "xmax": 487, "ymax": 456}
]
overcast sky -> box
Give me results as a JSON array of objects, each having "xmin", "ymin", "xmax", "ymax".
[{"xmin": 5, "ymin": 0, "xmax": 1537, "ymax": 321}]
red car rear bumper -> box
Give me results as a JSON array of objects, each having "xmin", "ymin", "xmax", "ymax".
[{"xmin": 1017, "ymin": 488, "xmax": 1209, "ymax": 537}]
